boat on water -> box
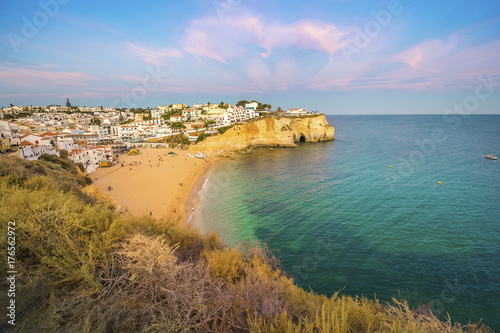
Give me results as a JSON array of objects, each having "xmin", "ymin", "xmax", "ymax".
[{"xmin": 486, "ymin": 154, "xmax": 497, "ymax": 160}]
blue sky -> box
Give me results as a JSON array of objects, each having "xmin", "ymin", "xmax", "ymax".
[{"xmin": 1, "ymin": 0, "xmax": 499, "ymax": 114}]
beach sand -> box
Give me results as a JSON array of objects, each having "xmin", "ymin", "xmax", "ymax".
[{"xmin": 91, "ymin": 148, "xmax": 218, "ymax": 223}]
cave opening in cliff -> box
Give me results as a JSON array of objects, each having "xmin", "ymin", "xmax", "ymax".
[{"xmin": 299, "ymin": 134, "xmax": 306, "ymax": 142}]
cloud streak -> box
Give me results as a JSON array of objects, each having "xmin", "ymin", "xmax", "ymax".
[
  {"xmin": 128, "ymin": 42, "xmax": 183, "ymax": 65},
  {"xmin": 0, "ymin": 64, "xmax": 101, "ymax": 89}
]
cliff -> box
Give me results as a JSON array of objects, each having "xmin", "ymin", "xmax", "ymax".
[{"xmin": 194, "ymin": 114, "xmax": 335, "ymax": 155}]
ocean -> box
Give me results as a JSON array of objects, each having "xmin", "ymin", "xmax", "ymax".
[{"xmin": 193, "ymin": 115, "xmax": 500, "ymax": 330}]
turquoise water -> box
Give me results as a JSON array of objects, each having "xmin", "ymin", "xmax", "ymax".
[{"xmin": 194, "ymin": 115, "xmax": 500, "ymax": 330}]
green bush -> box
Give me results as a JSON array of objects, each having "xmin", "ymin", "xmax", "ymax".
[
  {"xmin": 59, "ymin": 149, "xmax": 69, "ymax": 159},
  {"xmin": 195, "ymin": 132, "xmax": 215, "ymax": 143},
  {"xmin": 218, "ymin": 125, "xmax": 232, "ymax": 135},
  {"xmin": 39, "ymin": 153, "xmax": 73, "ymax": 171}
]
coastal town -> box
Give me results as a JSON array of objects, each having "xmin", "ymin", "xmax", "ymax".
[{"xmin": 0, "ymin": 100, "xmax": 310, "ymax": 173}]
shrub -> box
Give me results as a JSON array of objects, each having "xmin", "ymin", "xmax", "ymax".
[
  {"xmin": 195, "ymin": 132, "xmax": 211, "ymax": 143},
  {"xmin": 59, "ymin": 149, "xmax": 69, "ymax": 159},
  {"xmin": 217, "ymin": 126, "xmax": 232, "ymax": 135},
  {"xmin": 203, "ymin": 247, "xmax": 245, "ymax": 284},
  {"xmin": 39, "ymin": 153, "xmax": 73, "ymax": 171}
]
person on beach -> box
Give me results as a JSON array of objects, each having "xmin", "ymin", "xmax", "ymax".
[
  {"xmin": 149, "ymin": 211, "xmax": 152, "ymax": 216},
  {"xmin": 174, "ymin": 208, "xmax": 176, "ymax": 213}
]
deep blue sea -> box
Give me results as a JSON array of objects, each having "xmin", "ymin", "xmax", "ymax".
[{"xmin": 193, "ymin": 115, "xmax": 500, "ymax": 330}]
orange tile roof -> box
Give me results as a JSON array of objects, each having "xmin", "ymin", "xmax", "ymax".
[{"xmin": 69, "ymin": 149, "xmax": 83, "ymax": 156}]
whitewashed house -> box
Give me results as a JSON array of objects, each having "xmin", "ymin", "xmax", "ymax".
[{"xmin": 56, "ymin": 137, "xmax": 77, "ymax": 153}]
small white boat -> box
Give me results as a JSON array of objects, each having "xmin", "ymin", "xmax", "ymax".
[
  {"xmin": 486, "ymin": 155, "xmax": 497, "ymax": 160},
  {"xmin": 186, "ymin": 153, "xmax": 196, "ymax": 158}
]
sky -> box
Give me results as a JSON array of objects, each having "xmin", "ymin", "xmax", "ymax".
[{"xmin": 1, "ymin": 0, "xmax": 499, "ymax": 114}]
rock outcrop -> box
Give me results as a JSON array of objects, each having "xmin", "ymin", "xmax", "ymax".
[{"xmin": 194, "ymin": 114, "xmax": 335, "ymax": 156}]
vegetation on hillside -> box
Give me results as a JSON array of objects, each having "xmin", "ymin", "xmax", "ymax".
[
  {"xmin": 162, "ymin": 132, "xmax": 190, "ymax": 146},
  {"xmin": 195, "ymin": 132, "xmax": 215, "ymax": 143},
  {"xmin": 0, "ymin": 157, "xmax": 492, "ymax": 332}
]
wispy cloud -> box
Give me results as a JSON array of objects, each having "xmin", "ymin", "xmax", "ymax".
[
  {"xmin": 107, "ymin": 73, "xmax": 144, "ymax": 83},
  {"xmin": 261, "ymin": 20, "xmax": 349, "ymax": 58},
  {"xmin": 183, "ymin": 14, "xmax": 265, "ymax": 63},
  {"xmin": 127, "ymin": 42, "xmax": 183, "ymax": 65},
  {"xmin": 0, "ymin": 63, "xmax": 101, "ymax": 89}
]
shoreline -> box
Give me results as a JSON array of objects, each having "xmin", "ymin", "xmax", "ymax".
[
  {"xmin": 184, "ymin": 157, "xmax": 222, "ymax": 226},
  {"xmin": 90, "ymin": 147, "xmax": 220, "ymax": 225}
]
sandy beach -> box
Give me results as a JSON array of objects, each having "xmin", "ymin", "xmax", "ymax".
[{"xmin": 91, "ymin": 148, "xmax": 218, "ymax": 223}]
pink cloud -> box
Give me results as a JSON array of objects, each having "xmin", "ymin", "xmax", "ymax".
[
  {"xmin": 183, "ymin": 14, "xmax": 265, "ymax": 63},
  {"xmin": 262, "ymin": 20, "xmax": 349, "ymax": 58},
  {"xmin": 183, "ymin": 30, "xmax": 228, "ymax": 63},
  {"xmin": 381, "ymin": 33, "xmax": 500, "ymax": 89},
  {"xmin": 107, "ymin": 73, "xmax": 144, "ymax": 83},
  {"xmin": 127, "ymin": 42, "xmax": 183, "ymax": 65},
  {"xmin": 0, "ymin": 64, "xmax": 101, "ymax": 88},
  {"xmin": 182, "ymin": 14, "xmax": 349, "ymax": 62}
]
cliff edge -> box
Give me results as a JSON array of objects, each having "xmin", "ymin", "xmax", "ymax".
[{"xmin": 194, "ymin": 114, "xmax": 335, "ymax": 156}]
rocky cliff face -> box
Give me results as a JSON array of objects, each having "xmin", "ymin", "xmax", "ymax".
[{"xmin": 194, "ymin": 114, "xmax": 335, "ymax": 156}]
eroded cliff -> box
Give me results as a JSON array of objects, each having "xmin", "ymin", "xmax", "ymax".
[{"xmin": 194, "ymin": 114, "xmax": 335, "ymax": 156}]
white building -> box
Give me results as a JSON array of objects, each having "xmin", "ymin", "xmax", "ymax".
[
  {"xmin": 31, "ymin": 113, "xmax": 52, "ymax": 122},
  {"xmin": 245, "ymin": 102, "xmax": 258, "ymax": 110},
  {"xmin": 182, "ymin": 108, "xmax": 202, "ymax": 121},
  {"xmin": 111, "ymin": 122, "xmax": 159, "ymax": 141},
  {"xmin": 88, "ymin": 125, "xmax": 108, "ymax": 139},
  {"xmin": 287, "ymin": 108, "xmax": 308, "ymax": 115},
  {"xmin": 48, "ymin": 106, "xmax": 68, "ymax": 112},
  {"xmin": 0, "ymin": 120, "xmax": 20, "ymax": 136},
  {"xmin": 66, "ymin": 134, "xmax": 100, "ymax": 146},
  {"xmin": 19, "ymin": 142, "xmax": 58, "ymax": 160},
  {"xmin": 62, "ymin": 127, "xmax": 82, "ymax": 135},
  {"xmin": 223, "ymin": 107, "xmax": 259, "ymax": 125},
  {"xmin": 56, "ymin": 137, "xmax": 77, "ymax": 153},
  {"xmin": 171, "ymin": 104, "xmax": 188, "ymax": 110},
  {"xmin": 68, "ymin": 148, "xmax": 99, "ymax": 173},
  {"xmin": 18, "ymin": 133, "xmax": 52, "ymax": 146},
  {"xmin": 0, "ymin": 106, "xmax": 23, "ymax": 118},
  {"xmin": 170, "ymin": 115, "xmax": 183, "ymax": 123},
  {"xmin": 151, "ymin": 109, "xmax": 165, "ymax": 119}
]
